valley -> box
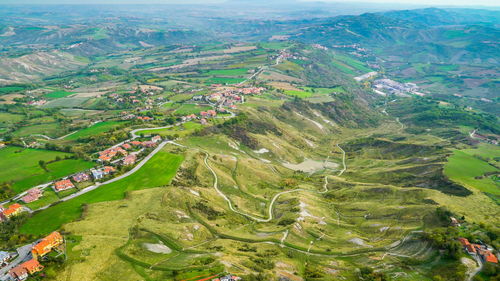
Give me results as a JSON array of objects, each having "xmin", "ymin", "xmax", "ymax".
[{"xmin": 0, "ymin": 4, "xmax": 499, "ymax": 281}]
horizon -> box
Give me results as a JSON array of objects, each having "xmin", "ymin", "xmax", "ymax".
[{"xmin": 0, "ymin": 0, "xmax": 498, "ymax": 8}]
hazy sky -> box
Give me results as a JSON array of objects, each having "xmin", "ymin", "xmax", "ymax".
[{"xmin": 2, "ymin": 0, "xmax": 499, "ymax": 7}]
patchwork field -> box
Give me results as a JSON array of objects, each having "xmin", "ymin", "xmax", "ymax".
[{"xmin": 0, "ymin": 146, "xmax": 95, "ymax": 192}]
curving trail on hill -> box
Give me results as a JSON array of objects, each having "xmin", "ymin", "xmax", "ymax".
[{"xmin": 201, "ymin": 143, "xmax": 347, "ymax": 223}]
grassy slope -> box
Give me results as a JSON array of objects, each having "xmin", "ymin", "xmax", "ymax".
[
  {"xmin": 444, "ymin": 146, "xmax": 499, "ymax": 195},
  {"xmin": 65, "ymin": 121, "xmax": 124, "ymax": 140},
  {"xmin": 0, "ymin": 147, "xmax": 94, "ymax": 192},
  {"xmin": 20, "ymin": 149, "xmax": 184, "ymax": 235}
]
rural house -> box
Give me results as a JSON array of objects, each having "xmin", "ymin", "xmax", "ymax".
[
  {"xmin": 9, "ymin": 259, "xmax": 44, "ymax": 280},
  {"xmin": 32, "ymin": 231, "xmax": 64, "ymax": 258},
  {"xmin": 2, "ymin": 203, "xmax": 24, "ymax": 218},
  {"xmin": 21, "ymin": 188, "xmax": 42, "ymax": 203},
  {"xmin": 72, "ymin": 172, "xmax": 90, "ymax": 183},
  {"xmin": 53, "ymin": 179, "xmax": 75, "ymax": 192},
  {"xmin": 123, "ymin": 154, "xmax": 137, "ymax": 166}
]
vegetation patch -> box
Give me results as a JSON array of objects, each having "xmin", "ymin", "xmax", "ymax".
[{"xmin": 20, "ymin": 149, "xmax": 183, "ymax": 235}]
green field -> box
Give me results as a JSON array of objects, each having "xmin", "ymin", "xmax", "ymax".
[
  {"xmin": 12, "ymin": 123, "xmax": 60, "ymax": 138},
  {"xmin": 20, "ymin": 149, "xmax": 184, "ymax": 235},
  {"xmin": 205, "ymin": 77, "xmax": 246, "ymax": 84},
  {"xmin": 205, "ymin": 68, "xmax": 249, "ymax": 76},
  {"xmin": 259, "ymin": 42, "xmax": 290, "ymax": 50},
  {"xmin": 173, "ymin": 104, "xmax": 212, "ymax": 115},
  {"xmin": 0, "ymin": 147, "xmax": 95, "ymax": 193},
  {"xmin": 41, "ymin": 97, "xmax": 89, "ymax": 108},
  {"xmin": 44, "ymin": 90, "xmax": 74, "ymax": 99},
  {"xmin": 444, "ymin": 147, "xmax": 499, "ymax": 195},
  {"xmin": 0, "ymin": 86, "xmax": 25, "ymax": 95},
  {"xmin": 0, "ymin": 112, "xmax": 24, "ymax": 123},
  {"xmin": 333, "ymin": 54, "xmax": 373, "ymax": 74},
  {"xmin": 283, "ymin": 90, "xmax": 312, "ymax": 98},
  {"xmin": 65, "ymin": 121, "xmax": 125, "ymax": 140},
  {"xmin": 138, "ymin": 121, "xmax": 202, "ymax": 137}
]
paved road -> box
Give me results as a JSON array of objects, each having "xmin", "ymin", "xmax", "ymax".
[
  {"xmin": 36, "ymin": 141, "xmax": 169, "ymax": 211},
  {"xmin": 0, "ymin": 242, "xmax": 37, "ymax": 276}
]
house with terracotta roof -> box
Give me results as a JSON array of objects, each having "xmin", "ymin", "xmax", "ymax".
[
  {"xmin": 2, "ymin": 203, "xmax": 24, "ymax": 218},
  {"xmin": 21, "ymin": 188, "xmax": 42, "ymax": 203},
  {"xmin": 53, "ymin": 179, "xmax": 75, "ymax": 192},
  {"xmin": 32, "ymin": 231, "xmax": 63, "ymax": 258},
  {"xmin": 103, "ymin": 166, "xmax": 116, "ymax": 174},
  {"xmin": 130, "ymin": 141, "xmax": 142, "ymax": 146},
  {"xmin": 9, "ymin": 259, "xmax": 44, "ymax": 280},
  {"xmin": 9, "ymin": 265, "xmax": 28, "ymax": 280},
  {"xmin": 483, "ymin": 251, "xmax": 498, "ymax": 263},
  {"xmin": 21, "ymin": 259, "xmax": 44, "ymax": 274},
  {"xmin": 151, "ymin": 135, "xmax": 162, "ymax": 143},
  {"xmin": 123, "ymin": 154, "xmax": 137, "ymax": 166},
  {"xmin": 122, "ymin": 143, "xmax": 132, "ymax": 150}
]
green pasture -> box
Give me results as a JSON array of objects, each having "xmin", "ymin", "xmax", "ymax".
[
  {"xmin": 205, "ymin": 68, "xmax": 249, "ymax": 76},
  {"xmin": 444, "ymin": 147, "xmax": 499, "ymax": 195},
  {"xmin": 65, "ymin": 121, "xmax": 125, "ymax": 140},
  {"xmin": 20, "ymin": 149, "xmax": 183, "ymax": 235},
  {"xmin": 44, "ymin": 90, "xmax": 74, "ymax": 99},
  {"xmin": 0, "ymin": 146, "xmax": 94, "ymax": 193}
]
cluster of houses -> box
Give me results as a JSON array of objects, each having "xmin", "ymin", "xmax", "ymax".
[
  {"xmin": 470, "ymin": 130, "xmax": 499, "ymax": 145},
  {"xmin": 122, "ymin": 113, "xmax": 155, "ymax": 121},
  {"xmin": 211, "ymin": 275, "xmax": 241, "ymax": 281},
  {"xmin": 372, "ymin": 79, "xmax": 424, "ymax": 97},
  {"xmin": 98, "ymin": 146, "xmax": 128, "ymax": 162},
  {"xmin": 8, "ymin": 231, "xmax": 64, "ymax": 281},
  {"xmin": 26, "ymin": 100, "xmax": 46, "ymax": 106},
  {"xmin": 458, "ymin": 238, "xmax": 498, "ymax": 264},
  {"xmin": 194, "ymin": 274, "xmax": 241, "ymax": 281}
]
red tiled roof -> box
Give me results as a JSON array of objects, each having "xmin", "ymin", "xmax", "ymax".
[
  {"xmin": 32, "ymin": 231, "xmax": 63, "ymax": 257},
  {"xmin": 458, "ymin": 238, "xmax": 470, "ymax": 246},
  {"xmin": 21, "ymin": 259, "xmax": 43, "ymax": 273},
  {"xmin": 485, "ymin": 251, "xmax": 498, "ymax": 263},
  {"xmin": 3, "ymin": 203, "xmax": 22, "ymax": 217},
  {"xmin": 54, "ymin": 179, "xmax": 74, "ymax": 191}
]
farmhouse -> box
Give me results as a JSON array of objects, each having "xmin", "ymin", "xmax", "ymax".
[
  {"xmin": 53, "ymin": 179, "xmax": 75, "ymax": 192},
  {"xmin": 0, "ymin": 142, "xmax": 5, "ymax": 149},
  {"xmin": 21, "ymin": 188, "xmax": 42, "ymax": 203},
  {"xmin": 458, "ymin": 238, "xmax": 499, "ymax": 263},
  {"xmin": 2, "ymin": 203, "xmax": 24, "ymax": 218},
  {"xmin": 32, "ymin": 231, "xmax": 64, "ymax": 258},
  {"xmin": 151, "ymin": 135, "xmax": 162, "ymax": 143},
  {"xmin": 9, "ymin": 259, "xmax": 44, "ymax": 280}
]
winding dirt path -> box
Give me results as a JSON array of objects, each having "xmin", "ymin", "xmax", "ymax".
[{"xmin": 202, "ymin": 143, "xmax": 347, "ymax": 223}]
